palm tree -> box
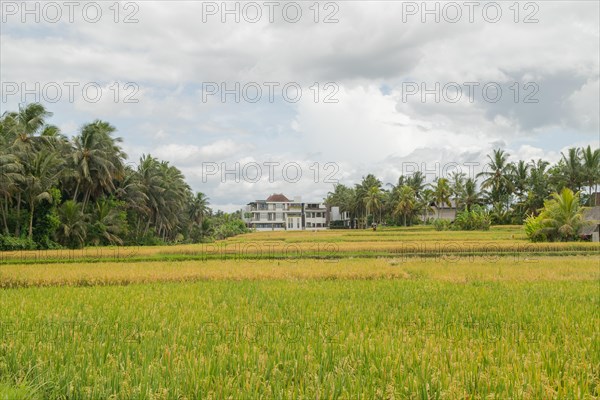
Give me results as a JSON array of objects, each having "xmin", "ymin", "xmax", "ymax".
[
  {"xmin": 477, "ymin": 149, "xmax": 514, "ymax": 207},
  {"xmin": 21, "ymin": 149, "xmax": 63, "ymax": 239},
  {"xmin": 355, "ymin": 175, "xmax": 382, "ymax": 227},
  {"xmin": 406, "ymin": 172, "xmax": 426, "ymax": 198},
  {"xmin": 72, "ymin": 120, "xmax": 126, "ymax": 209},
  {"xmin": 526, "ymin": 159, "xmax": 551, "ymax": 214},
  {"xmin": 363, "ymin": 186, "xmax": 383, "ymax": 225},
  {"xmin": 4, "ymin": 103, "xmax": 53, "ymax": 150},
  {"xmin": 133, "ymin": 155, "xmax": 191, "ymax": 241},
  {"xmin": 538, "ymin": 188, "xmax": 585, "ymax": 241},
  {"xmin": 89, "ymin": 199, "xmax": 126, "ymax": 246},
  {"xmin": 394, "ymin": 186, "xmax": 417, "ymax": 226},
  {"xmin": 581, "ymin": 145, "xmax": 600, "ymax": 201},
  {"xmin": 431, "ymin": 177, "xmax": 452, "ymax": 219},
  {"xmin": 418, "ymin": 189, "xmax": 435, "ymax": 223},
  {"xmin": 449, "ymin": 171, "xmax": 466, "ymax": 210},
  {"xmin": 511, "ymin": 160, "xmax": 529, "ymax": 202},
  {"xmin": 0, "ymin": 151, "xmax": 23, "ymax": 234},
  {"xmin": 189, "ymin": 192, "xmax": 210, "ymax": 227},
  {"xmin": 56, "ymin": 200, "xmax": 88, "ymax": 248},
  {"xmin": 461, "ymin": 178, "xmax": 481, "ymax": 212},
  {"xmin": 325, "ymin": 184, "xmax": 357, "ymax": 227},
  {"xmin": 560, "ymin": 147, "xmax": 584, "ymax": 193},
  {"xmin": 2, "ymin": 104, "xmax": 56, "ymax": 236}
]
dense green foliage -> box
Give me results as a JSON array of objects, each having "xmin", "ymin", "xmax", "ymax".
[
  {"xmin": 525, "ymin": 188, "xmax": 586, "ymax": 242},
  {"xmin": 0, "ymin": 104, "xmax": 247, "ymax": 249},
  {"xmin": 326, "ymin": 148, "xmax": 600, "ymax": 229}
]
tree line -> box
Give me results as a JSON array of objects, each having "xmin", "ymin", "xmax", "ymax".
[
  {"xmin": 325, "ymin": 146, "xmax": 600, "ymax": 229},
  {"xmin": 0, "ymin": 104, "xmax": 248, "ymax": 250}
]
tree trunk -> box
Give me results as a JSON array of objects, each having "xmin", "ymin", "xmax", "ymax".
[
  {"xmin": 0, "ymin": 196, "xmax": 8, "ymax": 234},
  {"xmin": 83, "ymin": 188, "xmax": 91, "ymax": 210},
  {"xmin": 14, "ymin": 193, "xmax": 21, "ymax": 236},
  {"xmin": 28, "ymin": 201, "xmax": 35, "ymax": 239},
  {"xmin": 73, "ymin": 182, "xmax": 80, "ymax": 202}
]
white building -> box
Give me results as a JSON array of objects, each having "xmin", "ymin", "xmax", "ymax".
[
  {"xmin": 244, "ymin": 194, "xmax": 328, "ymax": 231},
  {"xmin": 329, "ymin": 206, "xmax": 352, "ymax": 228}
]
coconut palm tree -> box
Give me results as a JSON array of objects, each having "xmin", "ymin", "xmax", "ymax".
[
  {"xmin": 89, "ymin": 199, "xmax": 126, "ymax": 246},
  {"xmin": 394, "ymin": 186, "xmax": 417, "ymax": 226},
  {"xmin": 2, "ymin": 104, "xmax": 57, "ymax": 236},
  {"xmin": 477, "ymin": 149, "xmax": 515, "ymax": 207},
  {"xmin": 363, "ymin": 186, "xmax": 383, "ymax": 224},
  {"xmin": 431, "ymin": 177, "xmax": 452, "ymax": 219},
  {"xmin": 406, "ymin": 171, "xmax": 426, "ymax": 198},
  {"xmin": 56, "ymin": 200, "xmax": 88, "ymax": 248},
  {"xmin": 511, "ymin": 160, "xmax": 529, "ymax": 203},
  {"xmin": 538, "ymin": 188, "xmax": 585, "ymax": 241},
  {"xmin": 461, "ymin": 178, "xmax": 481, "ymax": 212},
  {"xmin": 189, "ymin": 192, "xmax": 210, "ymax": 227},
  {"xmin": 581, "ymin": 145, "xmax": 600, "ymax": 201},
  {"xmin": 418, "ymin": 189, "xmax": 435, "ymax": 223},
  {"xmin": 449, "ymin": 171, "xmax": 466, "ymax": 210},
  {"xmin": 21, "ymin": 148, "xmax": 63, "ymax": 239},
  {"xmin": 3, "ymin": 103, "xmax": 53, "ymax": 150},
  {"xmin": 560, "ymin": 147, "xmax": 584, "ymax": 193},
  {"xmin": 526, "ymin": 159, "xmax": 551, "ymax": 214},
  {"xmin": 0, "ymin": 151, "xmax": 23, "ymax": 234},
  {"xmin": 72, "ymin": 120, "xmax": 126, "ymax": 209},
  {"xmin": 355, "ymin": 175, "xmax": 382, "ymax": 228}
]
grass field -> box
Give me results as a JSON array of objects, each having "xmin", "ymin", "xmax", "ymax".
[{"xmin": 0, "ymin": 227, "xmax": 599, "ymax": 399}]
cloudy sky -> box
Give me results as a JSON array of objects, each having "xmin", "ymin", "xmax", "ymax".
[{"xmin": 1, "ymin": 1, "xmax": 598, "ymax": 211}]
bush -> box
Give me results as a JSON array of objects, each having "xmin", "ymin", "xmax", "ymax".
[
  {"xmin": 453, "ymin": 206, "xmax": 491, "ymax": 231},
  {"xmin": 524, "ymin": 214, "xmax": 545, "ymax": 242},
  {"xmin": 433, "ymin": 219, "xmax": 450, "ymax": 231},
  {"xmin": 524, "ymin": 188, "xmax": 584, "ymax": 242},
  {"xmin": 0, "ymin": 235, "xmax": 36, "ymax": 251},
  {"xmin": 210, "ymin": 219, "xmax": 249, "ymax": 240},
  {"xmin": 329, "ymin": 220, "xmax": 349, "ymax": 229}
]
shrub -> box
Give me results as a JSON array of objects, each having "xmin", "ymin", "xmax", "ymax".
[
  {"xmin": 524, "ymin": 188, "xmax": 584, "ymax": 242},
  {"xmin": 453, "ymin": 206, "xmax": 491, "ymax": 231},
  {"xmin": 524, "ymin": 214, "xmax": 545, "ymax": 242},
  {"xmin": 433, "ymin": 219, "xmax": 450, "ymax": 231},
  {"xmin": 0, "ymin": 235, "xmax": 36, "ymax": 251}
]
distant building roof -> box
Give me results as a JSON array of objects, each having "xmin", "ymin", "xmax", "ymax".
[
  {"xmin": 266, "ymin": 193, "xmax": 290, "ymax": 202},
  {"xmin": 583, "ymin": 206, "xmax": 600, "ymax": 222},
  {"xmin": 431, "ymin": 200, "xmax": 458, "ymax": 209},
  {"xmin": 580, "ymin": 223, "xmax": 600, "ymax": 236},
  {"xmin": 580, "ymin": 206, "xmax": 600, "ymax": 236}
]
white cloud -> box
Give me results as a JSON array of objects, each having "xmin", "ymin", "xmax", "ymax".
[{"xmin": 1, "ymin": 1, "xmax": 598, "ymax": 210}]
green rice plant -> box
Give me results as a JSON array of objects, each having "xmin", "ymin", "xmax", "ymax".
[{"xmin": 0, "ymin": 275, "xmax": 598, "ymax": 398}]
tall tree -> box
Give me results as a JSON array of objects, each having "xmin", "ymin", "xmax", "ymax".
[
  {"xmin": 363, "ymin": 186, "xmax": 383, "ymax": 224},
  {"xmin": 581, "ymin": 145, "xmax": 600, "ymax": 200},
  {"xmin": 559, "ymin": 147, "xmax": 584, "ymax": 193},
  {"xmin": 460, "ymin": 178, "xmax": 481, "ymax": 212},
  {"xmin": 21, "ymin": 149, "xmax": 63, "ymax": 239},
  {"xmin": 431, "ymin": 177, "xmax": 452, "ymax": 219},
  {"xmin": 477, "ymin": 149, "xmax": 514, "ymax": 207},
  {"xmin": 394, "ymin": 186, "xmax": 417, "ymax": 226},
  {"xmin": 72, "ymin": 120, "xmax": 126, "ymax": 209}
]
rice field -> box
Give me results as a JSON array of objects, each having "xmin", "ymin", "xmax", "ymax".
[
  {"xmin": 1, "ymin": 226, "xmax": 598, "ymax": 264},
  {"xmin": 0, "ymin": 227, "xmax": 599, "ymax": 398}
]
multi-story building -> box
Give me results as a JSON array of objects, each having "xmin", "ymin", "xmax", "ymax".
[{"xmin": 244, "ymin": 194, "xmax": 328, "ymax": 231}]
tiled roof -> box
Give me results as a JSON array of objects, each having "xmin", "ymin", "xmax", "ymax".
[{"xmin": 266, "ymin": 193, "xmax": 290, "ymax": 202}]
